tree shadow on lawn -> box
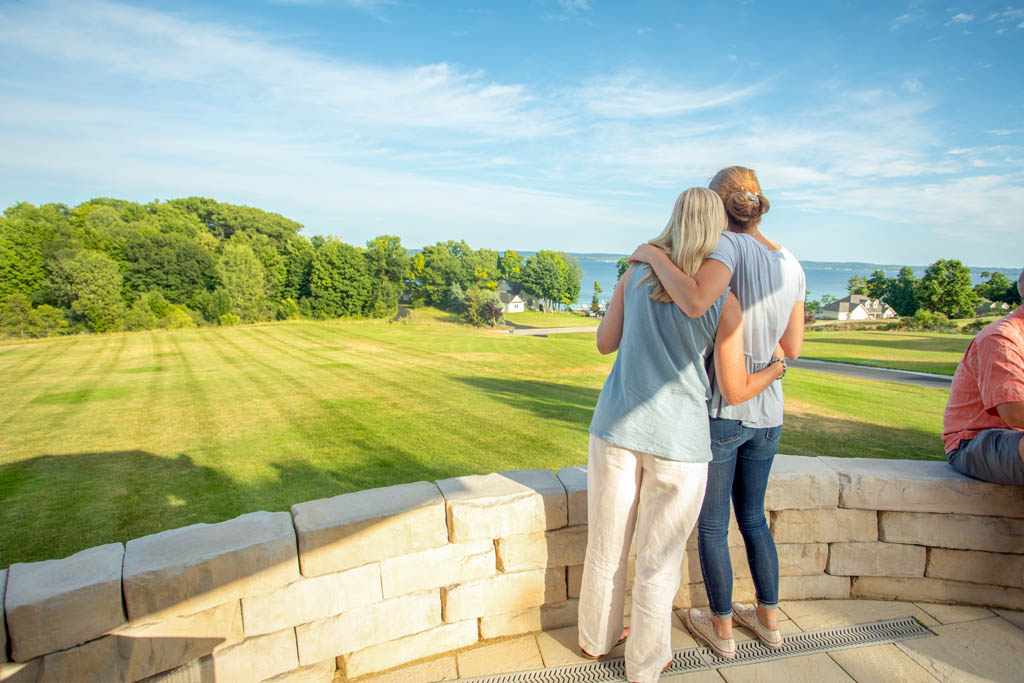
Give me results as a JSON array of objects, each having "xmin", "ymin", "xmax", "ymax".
[
  {"xmin": 452, "ymin": 376, "xmax": 599, "ymax": 429},
  {"xmin": 0, "ymin": 444, "xmax": 466, "ymax": 567},
  {"xmin": 781, "ymin": 412, "xmax": 945, "ymax": 461}
]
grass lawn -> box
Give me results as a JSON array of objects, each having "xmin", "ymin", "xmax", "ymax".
[
  {"xmin": 0, "ymin": 314, "xmax": 947, "ymax": 565},
  {"xmin": 503, "ymin": 310, "xmax": 600, "ymax": 328},
  {"xmin": 801, "ymin": 329, "xmax": 970, "ymax": 375}
]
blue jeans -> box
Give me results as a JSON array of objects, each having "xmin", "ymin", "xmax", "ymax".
[{"xmin": 696, "ymin": 418, "xmax": 781, "ymax": 618}]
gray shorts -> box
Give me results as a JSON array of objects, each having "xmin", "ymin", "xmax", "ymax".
[{"xmin": 947, "ymin": 429, "xmax": 1024, "ymax": 486}]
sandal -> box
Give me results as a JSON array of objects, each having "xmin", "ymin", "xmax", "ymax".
[
  {"xmin": 580, "ymin": 626, "xmax": 629, "ymax": 660},
  {"xmin": 683, "ymin": 608, "xmax": 736, "ymax": 659},
  {"xmin": 732, "ymin": 603, "xmax": 782, "ymax": 649}
]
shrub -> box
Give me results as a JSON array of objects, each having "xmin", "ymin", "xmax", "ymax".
[{"xmin": 219, "ymin": 312, "xmax": 240, "ymax": 326}]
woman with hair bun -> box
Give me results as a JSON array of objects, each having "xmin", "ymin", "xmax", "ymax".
[
  {"xmin": 580, "ymin": 187, "xmax": 785, "ymax": 682},
  {"xmin": 629, "ymin": 167, "xmax": 805, "ymax": 659}
]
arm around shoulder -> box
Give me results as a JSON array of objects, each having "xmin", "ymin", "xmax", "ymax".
[
  {"xmin": 632, "ymin": 245, "xmax": 731, "ymax": 318},
  {"xmin": 779, "ymin": 300, "xmax": 804, "ymax": 359},
  {"xmin": 596, "ymin": 267, "xmax": 632, "ymax": 355}
]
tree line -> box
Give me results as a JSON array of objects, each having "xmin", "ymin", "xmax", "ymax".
[
  {"xmin": 0, "ymin": 198, "xmax": 583, "ymax": 338},
  {"xmin": 806, "ymin": 259, "xmax": 1021, "ymax": 321}
]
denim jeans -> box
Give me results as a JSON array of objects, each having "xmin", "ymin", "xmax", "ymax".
[{"xmin": 696, "ymin": 418, "xmax": 781, "ymax": 618}]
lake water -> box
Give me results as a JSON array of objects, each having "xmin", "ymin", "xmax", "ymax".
[{"xmin": 570, "ymin": 255, "xmax": 1017, "ymax": 308}]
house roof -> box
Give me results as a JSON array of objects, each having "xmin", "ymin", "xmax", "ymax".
[
  {"xmin": 822, "ymin": 294, "xmax": 894, "ymax": 315},
  {"xmin": 498, "ymin": 291, "xmax": 523, "ymax": 305}
]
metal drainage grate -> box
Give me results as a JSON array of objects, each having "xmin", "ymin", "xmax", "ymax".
[{"xmin": 459, "ymin": 617, "xmax": 935, "ymax": 682}]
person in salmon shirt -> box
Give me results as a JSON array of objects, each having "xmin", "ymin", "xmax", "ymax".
[{"xmin": 943, "ymin": 267, "xmax": 1024, "ymax": 485}]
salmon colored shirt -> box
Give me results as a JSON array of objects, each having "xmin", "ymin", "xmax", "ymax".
[{"xmin": 943, "ymin": 306, "xmax": 1024, "ymax": 453}]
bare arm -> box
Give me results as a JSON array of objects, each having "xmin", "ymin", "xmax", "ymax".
[
  {"xmin": 629, "ymin": 244, "xmax": 731, "ymax": 318},
  {"xmin": 778, "ymin": 300, "xmax": 804, "ymax": 359},
  {"xmin": 996, "ymin": 401, "xmax": 1024, "ymax": 429},
  {"xmin": 596, "ymin": 266, "xmax": 633, "ymax": 355},
  {"xmin": 714, "ymin": 293, "xmax": 785, "ymax": 405}
]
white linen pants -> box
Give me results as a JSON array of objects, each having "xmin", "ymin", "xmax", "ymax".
[{"xmin": 578, "ymin": 435, "xmax": 708, "ymax": 683}]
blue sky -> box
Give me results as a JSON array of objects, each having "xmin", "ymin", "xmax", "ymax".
[{"xmin": 0, "ymin": 0, "xmax": 1021, "ymax": 267}]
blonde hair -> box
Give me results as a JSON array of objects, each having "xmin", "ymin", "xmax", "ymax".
[
  {"xmin": 639, "ymin": 187, "xmax": 727, "ymax": 303},
  {"xmin": 708, "ymin": 166, "xmax": 770, "ymax": 231}
]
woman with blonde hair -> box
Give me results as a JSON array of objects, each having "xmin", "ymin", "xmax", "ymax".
[
  {"xmin": 629, "ymin": 167, "xmax": 805, "ymax": 658},
  {"xmin": 579, "ymin": 187, "xmax": 785, "ymax": 682}
]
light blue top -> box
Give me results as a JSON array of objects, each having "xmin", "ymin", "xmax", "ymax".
[
  {"xmin": 589, "ymin": 264, "xmax": 727, "ymax": 463},
  {"xmin": 705, "ymin": 231, "xmax": 806, "ymax": 428}
]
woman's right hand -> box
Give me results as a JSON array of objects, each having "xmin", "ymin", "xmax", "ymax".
[{"xmin": 628, "ymin": 243, "xmax": 662, "ymax": 264}]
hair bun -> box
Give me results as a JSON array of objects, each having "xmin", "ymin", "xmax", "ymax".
[{"xmin": 725, "ymin": 190, "xmax": 766, "ymax": 222}]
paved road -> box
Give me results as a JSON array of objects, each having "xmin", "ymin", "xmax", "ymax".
[
  {"xmin": 789, "ymin": 358, "xmax": 952, "ymax": 389},
  {"xmin": 498, "ymin": 326, "xmax": 953, "ymax": 389}
]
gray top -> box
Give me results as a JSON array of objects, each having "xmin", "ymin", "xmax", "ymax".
[
  {"xmin": 706, "ymin": 231, "xmax": 806, "ymax": 428},
  {"xmin": 590, "ymin": 264, "xmax": 727, "ymax": 462}
]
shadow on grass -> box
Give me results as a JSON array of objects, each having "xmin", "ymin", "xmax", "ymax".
[
  {"xmin": 780, "ymin": 412, "xmax": 945, "ymax": 461},
  {"xmin": 799, "ymin": 356, "xmax": 958, "ymax": 376},
  {"xmin": 452, "ymin": 376, "xmax": 599, "ymax": 429},
  {"xmin": 0, "ymin": 445, "xmax": 467, "ymax": 567}
]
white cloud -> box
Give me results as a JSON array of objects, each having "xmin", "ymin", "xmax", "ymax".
[
  {"xmin": 889, "ymin": 12, "xmax": 919, "ymax": 30},
  {"xmin": 555, "ymin": 0, "xmax": 591, "ymax": 11},
  {"xmin": 902, "ymin": 78, "xmax": 924, "ymax": 93},
  {"xmin": 947, "ymin": 12, "xmax": 974, "ymax": 25},
  {"xmin": 574, "ymin": 72, "xmax": 764, "ymax": 118}
]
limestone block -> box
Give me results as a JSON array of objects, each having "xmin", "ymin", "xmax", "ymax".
[
  {"xmin": 242, "ymin": 563, "xmax": 381, "ymax": 636},
  {"xmin": 210, "ymin": 628, "xmax": 299, "ymax": 682},
  {"xmin": 36, "ymin": 601, "xmax": 243, "ymax": 683},
  {"xmin": 778, "ymin": 574, "xmax": 852, "ymax": 601},
  {"xmin": 0, "ymin": 660, "xmax": 41, "ymax": 683},
  {"xmin": 879, "ymin": 511, "xmax": 1024, "ymax": 553},
  {"xmin": 821, "ymin": 456, "xmax": 1024, "ymax": 517},
  {"xmin": 358, "ymin": 656, "xmax": 457, "ymax": 683},
  {"xmin": 442, "ymin": 568, "xmax": 566, "ymax": 622},
  {"xmin": 123, "ymin": 511, "xmax": 299, "ymax": 623},
  {"xmin": 294, "ymin": 590, "xmax": 440, "ymax": 666},
  {"xmin": 137, "ymin": 656, "xmax": 213, "ymax": 683},
  {"xmin": 674, "ymin": 578, "xmax": 756, "ymax": 609},
  {"xmin": 339, "ymin": 619, "xmax": 477, "ymax": 678},
  {"xmin": 261, "ymin": 660, "xmax": 335, "ymax": 683},
  {"xmin": 771, "ymin": 508, "xmax": 877, "ymax": 544},
  {"xmin": 496, "ymin": 526, "xmax": 589, "ymax": 572},
  {"xmin": 1, "ymin": 569, "xmax": 6, "ymax": 665},
  {"xmin": 291, "ymin": 481, "xmax": 447, "ymax": 578},
  {"xmin": 6, "ymin": 543, "xmax": 127, "ymax": 662},
  {"xmin": 479, "ymin": 599, "xmax": 580, "ymax": 639},
  {"xmin": 380, "ymin": 540, "xmax": 495, "ymax": 599},
  {"xmin": 927, "ymin": 548, "xmax": 1024, "ymax": 588},
  {"xmin": 828, "ymin": 542, "xmax": 927, "ymax": 578},
  {"xmin": 437, "ymin": 469, "xmax": 567, "ymax": 542},
  {"xmin": 764, "ymin": 455, "xmax": 839, "ymax": 510},
  {"xmin": 567, "ymin": 565, "xmax": 582, "ymax": 598},
  {"xmin": 557, "ymin": 466, "xmax": 588, "ymax": 526},
  {"xmin": 852, "ymin": 576, "xmax": 1024, "ymax": 611}
]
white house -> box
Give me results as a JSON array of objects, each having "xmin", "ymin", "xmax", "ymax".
[
  {"xmin": 820, "ymin": 294, "xmax": 897, "ymax": 320},
  {"xmin": 497, "ymin": 280, "xmax": 533, "ymax": 313}
]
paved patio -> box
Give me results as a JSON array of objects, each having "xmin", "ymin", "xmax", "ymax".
[{"xmin": 350, "ymin": 600, "xmax": 1024, "ymax": 682}]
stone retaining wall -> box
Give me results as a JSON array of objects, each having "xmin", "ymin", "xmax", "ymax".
[{"xmin": 2, "ymin": 456, "xmax": 1022, "ymax": 682}]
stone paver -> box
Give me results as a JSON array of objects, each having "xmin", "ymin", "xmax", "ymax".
[
  {"xmin": 826, "ymin": 644, "xmax": 937, "ymax": 683},
  {"xmin": 661, "ymin": 671, "xmax": 725, "ymax": 683},
  {"xmin": 718, "ymin": 653, "xmax": 855, "ymax": 682},
  {"xmin": 535, "ymin": 624, "xmax": 624, "ymax": 667},
  {"xmin": 895, "ymin": 616, "xmax": 1024, "ymax": 682},
  {"xmin": 357, "ymin": 655, "xmax": 458, "ymax": 682},
  {"xmin": 994, "ymin": 608, "xmax": 1024, "ymax": 630},
  {"xmin": 456, "ymin": 635, "xmax": 543, "ymax": 678},
  {"xmin": 914, "ymin": 602, "xmax": 994, "ymax": 624},
  {"xmin": 782, "ymin": 599, "xmax": 939, "ymax": 631}
]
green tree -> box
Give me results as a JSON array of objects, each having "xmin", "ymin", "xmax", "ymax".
[
  {"xmin": 124, "ymin": 296, "xmax": 158, "ymax": 331},
  {"xmin": 462, "ymin": 288, "xmax": 501, "ymax": 327},
  {"xmin": 498, "ymin": 250, "xmax": 523, "ymax": 281},
  {"xmin": 65, "ymin": 250, "xmax": 126, "ymax": 332},
  {"xmin": 308, "ymin": 240, "xmax": 372, "ymax": 318},
  {"xmin": 866, "ymin": 270, "xmax": 893, "ymax": 300},
  {"xmin": 847, "ymin": 274, "xmax": 868, "ymax": 295},
  {"xmin": 917, "ymin": 259, "xmax": 979, "ymax": 318},
  {"xmin": 0, "ymin": 215, "xmax": 49, "ymax": 300},
  {"xmin": 0, "ymin": 294, "xmax": 41, "ymax": 338},
  {"xmin": 218, "ymin": 243, "xmax": 268, "ymax": 322},
  {"xmin": 974, "ymin": 271, "xmax": 1015, "ymax": 303},
  {"xmin": 522, "ymin": 250, "xmax": 574, "ymax": 312},
  {"xmin": 616, "ymin": 256, "xmax": 630, "ymax": 280},
  {"xmin": 882, "ymin": 266, "xmax": 919, "ymax": 317},
  {"xmin": 591, "ymin": 281, "xmax": 603, "ymax": 314},
  {"xmin": 364, "ymin": 235, "xmax": 409, "ymax": 318},
  {"xmin": 34, "ymin": 305, "xmax": 67, "ymax": 337},
  {"xmin": 560, "ymin": 256, "xmax": 583, "ymax": 309}
]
